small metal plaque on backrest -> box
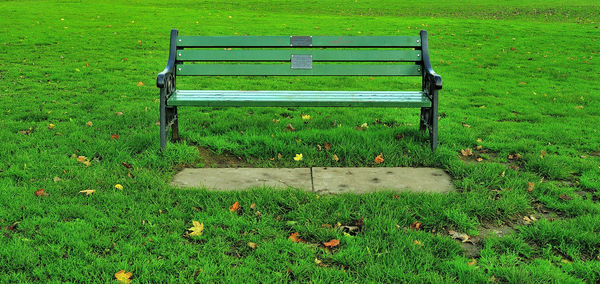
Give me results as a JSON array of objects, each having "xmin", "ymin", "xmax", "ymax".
[
  {"xmin": 291, "ymin": 55, "xmax": 313, "ymax": 69},
  {"xmin": 290, "ymin": 36, "xmax": 312, "ymax": 46}
]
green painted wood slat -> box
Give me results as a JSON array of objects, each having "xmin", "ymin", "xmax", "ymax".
[
  {"xmin": 177, "ymin": 50, "xmax": 422, "ymax": 62},
  {"xmin": 177, "ymin": 36, "xmax": 421, "ymax": 47},
  {"xmin": 176, "ymin": 64, "xmax": 421, "ymax": 76},
  {"xmin": 167, "ymin": 90, "xmax": 431, "ymax": 107}
]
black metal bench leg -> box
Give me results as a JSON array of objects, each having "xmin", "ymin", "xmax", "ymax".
[
  {"xmin": 430, "ymin": 92, "xmax": 439, "ymax": 151},
  {"xmin": 159, "ymin": 88, "xmax": 167, "ymax": 149},
  {"xmin": 419, "ymin": 107, "xmax": 429, "ymax": 131},
  {"xmin": 170, "ymin": 106, "xmax": 179, "ymax": 140}
]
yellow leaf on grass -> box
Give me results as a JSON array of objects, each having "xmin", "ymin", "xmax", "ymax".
[
  {"xmin": 114, "ymin": 270, "xmax": 133, "ymax": 284},
  {"xmin": 301, "ymin": 114, "xmax": 310, "ymax": 120},
  {"xmin": 48, "ymin": 123, "xmax": 55, "ymax": 129},
  {"xmin": 332, "ymin": 154, "xmax": 339, "ymax": 162},
  {"xmin": 188, "ymin": 221, "xmax": 204, "ymax": 236},
  {"xmin": 79, "ymin": 189, "xmax": 96, "ymax": 196},
  {"xmin": 468, "ymin": 258, "xmax": 477, "ymax": 266},
  {"xmin": 293, "ymin": 153, "xmax": 303, "ymax": 161},
  {"xmin": 136, "ymin": 81, "xmax": 144, "ymax": 87},
  {"xmin": 86, "ymin": 121, "xmax": 93, "ymax": 127},
  {"xmin": 115, "ymin": 184, "xmax": 124, "ymax": 190}
]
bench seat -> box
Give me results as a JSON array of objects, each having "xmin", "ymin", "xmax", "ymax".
[{"xmin": 168, "ymin": 90, "xmax": 431, "ymax": 108}]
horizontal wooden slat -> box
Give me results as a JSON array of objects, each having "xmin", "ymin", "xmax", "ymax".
[
  {"xmin": 176, "ymin": 64, "xmax": 421, "ymax": 76},
  {"xmin": 177, "ymin": 36, "xmax": 421, "ymax": 47},
  {"xmin": 177, "ymin": 50, "xmax": 422, "ymax": 62},
  {"xmin": 168, "ymin": 90, "xmax": 430, "ymax": 107}
]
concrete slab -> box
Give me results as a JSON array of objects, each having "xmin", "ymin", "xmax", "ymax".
[
  {"xmin": 171, "ymin": 168, "xmax": 312, "ymax": 191},
  {"xmin": 311, "ymin": 167, "xmax": 454, "ymax": 194}
]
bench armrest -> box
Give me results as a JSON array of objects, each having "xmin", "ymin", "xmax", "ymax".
[
  {"xmin": 157, "ymin": 29, "xmax": 179, "ymax": 88},
  {"xmin": 420, "ymin": 30, "xmax": 442, "ymax": 90}
]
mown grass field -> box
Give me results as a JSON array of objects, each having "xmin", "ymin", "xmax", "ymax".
[{"xmin": 1, "ymin": 0, "xmax": 599, "ymax": 282}]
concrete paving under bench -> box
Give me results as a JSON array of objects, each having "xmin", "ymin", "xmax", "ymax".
[{"xmin": 172, "ymin": 167, "xmax": 454, "ymax": 194}]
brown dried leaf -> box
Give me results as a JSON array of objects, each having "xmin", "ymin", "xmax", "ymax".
[
  {"xmin": 34, "ymin": 188, "xmax": 47, "ymax": 197},
  {"xmin": 79, "ymin": 189, "xmax": 96, "ymax": 196},
  {"xmin": 541, "ymin": 150, "xmax": 547, "ymax": 159},
  {"xmin": 410, "ymin": 221, "xmax": 422, "ymax": 230},
  {"xmin": 375, "ymin": 153, "xmax": 384, "ymax": 164},
  {"xmin": 461, "ymin": 148, "xmax": 473, "ymax": 157},
  {"xmin": 286, "ymin": 124, "xmax": 295, "ymax": 131},
  {"xmin": 323, "ymin": 239, "xmax": 340, "ymax": 248},
  {"xmin": 229, "ymin": 201, "xmax": 240, "ymax": 213},
  {"xmin": 247, "ymin": 242, "xmax": 258, "ymax": 249},
  {"xmin": 527, "ymin": 182, "xmax": 535, "ymax": 192},
  {"xmin": 323, "ymin": 142, "xmax": 332, "ymax": 151},
  {"xmin": 332, "ymin": 154, "xmax": 339, "ymax": 162}
]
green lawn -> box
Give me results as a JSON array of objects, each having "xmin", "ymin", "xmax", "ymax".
[{"xmin": 1, "ymin": 0, "xmax": 600, "ymax": 282}]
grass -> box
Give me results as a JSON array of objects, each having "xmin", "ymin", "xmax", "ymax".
[{"xmin": 1, "ymin": 0, "xmax": 599, "ymax": 282}]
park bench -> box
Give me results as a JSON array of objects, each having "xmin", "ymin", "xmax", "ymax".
[{"xmin": 157, "ymin": 29, "xmax": 442, "ymax": 150}]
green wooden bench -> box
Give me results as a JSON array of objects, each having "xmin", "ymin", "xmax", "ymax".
[{"xmin": 157, "ymin": 29, "xmax": 442, "ymax": 150}]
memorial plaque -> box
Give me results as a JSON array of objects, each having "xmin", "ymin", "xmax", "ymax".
[
  {"xmin": 291, "ymin": 54, "xmax": 313, "ymax": 69},
  {"xmin": 290, "ymin": 36, "xmax": 312, "ymax": 46}
]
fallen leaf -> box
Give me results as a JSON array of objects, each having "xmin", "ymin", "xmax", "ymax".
[
  {"xmin": 527, "ymin": 182, "xmax": 535, "ymax": 192},
  {"xmin": 332, "ymin": 154, "xmax": 339, "ymax": 162},
  {"xmin": 448, "ymin": 230, "xmax": 471, "ymax": 243},
  {"xmin": 114, "ymin": 270, "xmax": 133, "ymax": 284},
  {"xmin": 115, "ymin": 184, "xmax": 123, "ymax": 190},
  {"xmin": 250, "ymin": 203, "xmax": 256, "ymax": 210},
  {"xmin": 121, "ymin": 162, "xmax": 133, "ymax": 169},
  {"xmin": 111, "ymin": 134, "xmax": 120, "ymax": 140},
  {"xmin": 288, "ymin": 232, "xmax": 300, "ymax": 242},
  {"xmin": 186, "ymin": 220, "xmax": 204, "ymax": 237},
  {"xmin": 413, "ymin": 240, "xmax": 423, "ymax": 246},
  {"xmin": 468, "ymin": 258, "xmax": 477, "ymax": 266},
  {"xmin": 375, "ymin": 153, "xmax": 384, "ymax": 164},
  {"xmin": 247, "ymin": 242, "xmax": 257, "ymax": 249},
  {"xmin": 229, "ymin": 201, "xmax": 240, "ymax": 213},
  {"xmin": 79, "ymin": 189, "xmax": 96, "ymax": 196},
  {"xmin": 395, "ymin": 133, "xmax": 405, "ymax": 140},
  {"xmin": 138, "ymin": 40, "xmax": 142, "ymax": 46},
  {"xmin": 559, "ymin": 194, "xmax": 573, "ymax": 201},
  {"xmin": 293, "ymin": 153, "xmax": 303, "ymax": 161},
  {"xmin": 323, "ymin": 142, "xmax": 332, "ymax": 150},
  {"xmin": 410, "ymin": 221, "xmax": 422, "ymax": 230},
  {"xmin": 323, "ymin": 239, "xmax": 340, "ymax": 248},
  {"xmin": 476, "ymin": 138, "xmax": 483, "ymax": 143},
  {"xmin": 34, "ymin": 188, "xmax": 47, "ymax": 197},
  {"xmin": 322, "ymin": 224, "xmax": 332, "ymax": 229},
  {"xmin": 316, "ymin": 144, "xmax": 322, "ymax": 151},
  {"xmin": 277, "ymin": 153, "xmax": 282, "ymax": 160},
  {"xmin": 461, "ymin": 148, "xmax": 473, "ymax": 157},
  {"xmin": 85, "ymin": 62, "xmax": 90, "ymax": 67},
  {"xmin": 476, "ymin": 145, "xmax": 483, "ymax": 150},
  {"xmin": 86, "ymin": 121, "xmax": 93, "ymax": 127},
  {"xmin": 272, "ymin": 119, "xmax": 279, "ymax": 123},
  {"xmin": 541, "ymin": 150, "xmax": 547, "ymax": 159},
  {"xmin": 574, "ymin": 106, "xmax": 584, "ymax": 109},
  {"xmin": 4, "ymin": 221, "xmax": 20, "ymax": 231},
  {"xmin": 462, "ymin": 122, "xmax": 471, "ymax": 128},
  {"xmin": 561, "ymin": 259, "xmax": 573, "ymax": 264},
  {"xmin": 301, "ymin": 114, "xmax": 310, "ymax": 120},
  {"xmin": 476, "ymin": 157, "xmax": 483, "ymax": 162},
  {"xmin": 53, "ymin": 176, "xmax": 62, "ymax": 182},
  {"xmin": 115, "ymin": 112, "xmax": 123, "ymax": 116},
  {"xmin": 48, "ymin": 123, "xmax": 55, "ymax": 129},
  {"xmin": 136, "ymin": 81, "xmax": 144, "ymax": 87},
  {"xmin": 286, "ymin": 123, "xmax": 295, "ymax": 131}
]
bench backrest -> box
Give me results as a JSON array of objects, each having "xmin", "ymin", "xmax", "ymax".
[{"xmin": 173, "ymin": 35, "xmax": 424, "ymax": 77}]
